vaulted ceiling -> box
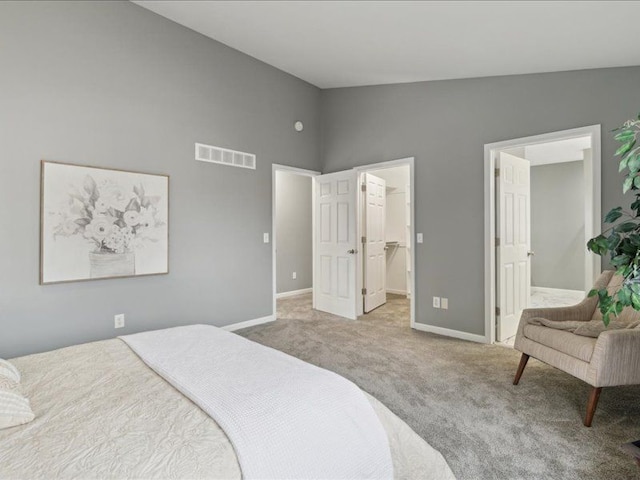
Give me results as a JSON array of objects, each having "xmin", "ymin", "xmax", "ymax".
[{"xmin": 134, "ymin": 1, "xmax": 640, "ymax": 88}]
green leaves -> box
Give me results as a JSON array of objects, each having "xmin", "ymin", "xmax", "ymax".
[
  {"xmin": 615, "ymin": 130, "xmax": 636, "ymax": 142},
  {"xmin": 587, "ymin": 114, "xmax": 640, "ymax": 326},
  {"xmin": 632, "ymin": 292, "xmax": 640, "ymax": 310},
  {"xmin": 618, "ymin": 287, "xmax": 631, "ymax": 305},
  {"xmin": 614, "ymin": 221, "xmax": 638, "ymax": 233},
  {"xmin": 611, "ymin": 254, "xmax": 631, "ymax": 267},
  {"xmin": 615, "ymin": 118, "xmax": 640, "ymax": 193},
  {"xmin": 628, "ymin": 154, "xmax": 640, "ymax": 173},
  {"xmin": 616, "ymin": 139, "xmax": 636, "ymax": 157},
  {"xmin": 594, "ymin": 288, "xmax": 615, "ymax": 326},
  {"xmin": 587, "ymin": 235, "xmax": 608, "ymax": 255},
  {"xmin": 604, "ymin": 206, "xmax": 623, "ymax": 223},
  {"xmin": 606, "ymin": 231, "xmax": 621, "ymax": 250}
]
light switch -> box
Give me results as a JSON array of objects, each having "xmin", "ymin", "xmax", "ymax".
[
  {"xmin": 433, "ymin": 296, "xmax": 440, "ymax": 308},
  {"xmin": 263, "ymin": 233, "xmax": 269, "ymax": 243},
  {"xmin": 417, "ymin": 233, "xmax": 424, "ymax": 244}
]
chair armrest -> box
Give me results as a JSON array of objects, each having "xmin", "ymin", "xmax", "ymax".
[
  {"xmin": 514, "ymin": 298, "xmax": 597, "ymax": 351},
  {"xmin": 520, "ymin": 298, "xmax": 596, "ymax": 324},
  {"xmin": 513, "ymin": 297, "xmax": 598, "ymax": 352},
  {"xmin": 587, "ymin": 329, "xmax": 640, "ymax": 387},
  {"xmin": 514, "ymin": 270, "xmax": 614, "ymax": 352},
  {"xmin": 520, "ymin": 271, "xmax": 614, "ymax": 325}
]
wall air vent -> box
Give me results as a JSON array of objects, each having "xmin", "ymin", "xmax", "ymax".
[{"xmin": 195, "ymin": 142, "xmax": 256, "ymax": 170}]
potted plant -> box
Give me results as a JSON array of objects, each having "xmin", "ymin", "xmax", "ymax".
[{"xmin": 587, "ymin": 113, "xmax": 640, "ymax": 324}]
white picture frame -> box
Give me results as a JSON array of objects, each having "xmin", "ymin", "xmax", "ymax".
[{"xmin": 40, "ymin": 161, "xmax": 169, "ymax": 284}]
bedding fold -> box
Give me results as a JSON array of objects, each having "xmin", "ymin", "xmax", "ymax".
[{"xmin": 120, "ymin": 324, "xmax": 394, "ymax": 480}]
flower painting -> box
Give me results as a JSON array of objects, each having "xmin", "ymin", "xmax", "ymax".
[{"xmin": 40, "ymin": 161, "xmax": 169, "ymax": 284}]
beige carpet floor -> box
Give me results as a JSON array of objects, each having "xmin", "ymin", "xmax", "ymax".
[
  {"xmin": 238, "ymin": 293, "xmax": 640, "ymax": 479},
  {"xmin": 276, "ymin": 292, "xmax": 411, "ymax": 328}
]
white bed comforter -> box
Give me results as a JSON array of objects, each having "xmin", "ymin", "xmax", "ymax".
[
  {"xmin": 121, "ymin": 325, "xmax": 393, "ymax": 480},
  {"xmin": 0, "ymin": 336, "xmax": 455, "ymax": 480}
]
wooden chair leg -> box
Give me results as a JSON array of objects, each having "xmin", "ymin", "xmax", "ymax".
[
  {"xmin": 513, "ymin": 353, "xmax": 530, "ymax": 385},
  {"xmin": 584, "ymin": 387, "xmax": 602, "ymax": 427}
]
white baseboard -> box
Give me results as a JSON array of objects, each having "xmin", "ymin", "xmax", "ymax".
[
  {"xmin": 222, "ymin": 315, "xmax": 276, "ymax": 332},
  {"xmin": 386, "ymin": 289, "xmax": 407, "ymax": 296},
  {"xmin": 412, "ymin": 322, "xmax": 487, "ymax": 343},
  {"xmin": 276, "ymin": 288, "xmax": 312, "ymax": 299}
]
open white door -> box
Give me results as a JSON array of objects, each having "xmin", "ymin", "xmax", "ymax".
[
  {"xmin": 364, "ymin": 173, "xmax": 387, "ymax": 312},
  {"xmin": 314, "ymin": 170, "xmax": 358, "ymax": 319},
  {"xmin": 496, "ymin": 152, "xmax": 531, "ymax": 341}
]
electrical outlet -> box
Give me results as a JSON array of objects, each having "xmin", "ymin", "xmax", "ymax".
[
  {"xmin": 263, "ymin": 233, "xmax": 269, "ymax": 243},
  {"xmin": 292, "ymin": 272, "xmax": 297, "ymax": 279},
  {"xmin": 114, "ymin": 314, "xmax": 125, "ymax": 329},
  {"xmin": 417, "ymin": 233, "xmax": 424, "ymax": 244},
  {"xmin": 441, "ymin": 298, "xmax": 449, "ymax": 310},
  {"xmin": 433, "ymin": 296, "xmax": 440, "ymax": 308}
]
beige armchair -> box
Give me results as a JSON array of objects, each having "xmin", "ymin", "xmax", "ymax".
[{"xmin": 514, "ymin": 270, "xmax": 640, "ymax": 426}]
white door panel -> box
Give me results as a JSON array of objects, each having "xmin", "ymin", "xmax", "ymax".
[
  {"xmin": 497, "ymin": 152, "xmax": 531, "ymax": 341},
  {"xmin": 364, "ymin": 173, "xmax": 387, "ymax": 313},
  {"xmin": 315, "ymin": 171, "xmax": 357, "ymax": 319}
]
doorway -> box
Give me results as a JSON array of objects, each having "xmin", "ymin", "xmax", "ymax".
[
  {"xmin": 273, "ymin": 158, "xmax": 415, "ymax": 328},
  {"xmin": 484, "ymin": 126, "xmax": 601, "ymax": 344},
  {"xmin": 271, "ymin": 164, "xmax": 319, "ymax": 319},
  {"xmin": 357, "ymin": 164, "xmax": 412, "ymax": 327},
  {"xmin": 354, "ymin": 158, "xmax": 415, "ymax": 327}
]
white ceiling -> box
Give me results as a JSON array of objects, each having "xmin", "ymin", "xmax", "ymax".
[{"xmin": 133, "ymin": 1, "xmax": 640, "ymax": 89}]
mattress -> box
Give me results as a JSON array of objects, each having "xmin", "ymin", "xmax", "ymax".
[{"xmin": 0, "ymin": 338, "xmax": 455, "ymax": 479}]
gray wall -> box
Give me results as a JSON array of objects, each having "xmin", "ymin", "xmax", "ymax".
[
  {"xmin": 531, "ymin": 161, "xmax": 585, "ymax": 291},
  {"xmin": 4, "ymin": 2, "xmax": 640, "ymax": 355},
  {"xmin": 0, "ymin": 1, "xmax": 321, "ymax": 358},
  {"xmin": 275, "ymin": 172, "xmax": 312, "ymax": 293},
  {"xmin": 321, "ymin": 66, "xmax": 640, "ymax": 336}
]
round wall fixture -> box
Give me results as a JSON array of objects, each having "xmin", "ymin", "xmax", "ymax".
[{"xmin": 294, "ymin": 121, "xmax": 304, "ymax": 132}]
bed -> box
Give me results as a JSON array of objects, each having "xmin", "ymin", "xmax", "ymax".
[{"xmin": 0, "ymin": 327, "xmax": 455, "ymax": 479}]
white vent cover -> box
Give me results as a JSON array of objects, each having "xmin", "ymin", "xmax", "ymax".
[{"xmin": 195, "ymin": 142, "xmax": 256, "ymax": 170}]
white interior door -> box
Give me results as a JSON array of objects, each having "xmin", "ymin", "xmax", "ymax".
[
  {"xmin": 364, "ymin": 173, "xmax": 387, "ymax": 312},
  {"xmin": 314, "ymin": 170, "xmax": 357, "ymax": 319},
  {"xmin": 496, "ymin": 152, "xmax": 531, "ymax": 341}
]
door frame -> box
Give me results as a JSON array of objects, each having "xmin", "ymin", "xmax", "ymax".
[
  {"xmin": 354, "ymin": 157, "xmax": 416, "ymax": 327},
  {"xmin": 272, "ymin": 164, "xmax": 320, "ymax": 318},
  {"xmin": 483, "ymin": 125, "xmax": 602, "ymax": 344}
]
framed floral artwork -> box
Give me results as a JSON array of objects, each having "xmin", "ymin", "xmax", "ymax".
[{"xmin": 40, "ymin": 161, "xmax": 169, "ymax": 284}]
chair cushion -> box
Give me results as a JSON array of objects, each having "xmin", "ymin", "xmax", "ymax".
[{"xmin": 523, "ymin": 324, "xmax": 596, "ymax": 362}]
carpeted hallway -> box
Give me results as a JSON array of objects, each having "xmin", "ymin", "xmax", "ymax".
[
  {"xmin": 276, "ymin": 292, "xmax": 411, "ymax": 327},
  {"xmin": 239, "ymin": 295, "xmax": 640, "ymax": 479}
]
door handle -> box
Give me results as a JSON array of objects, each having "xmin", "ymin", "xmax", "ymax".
[
  {"xmin": 527, "ymin": 251, "xmax": 535, "ymax": 256},
  {"xmin": 347, "ymin": 249, "xmax": 358, "ymax": 254}
]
